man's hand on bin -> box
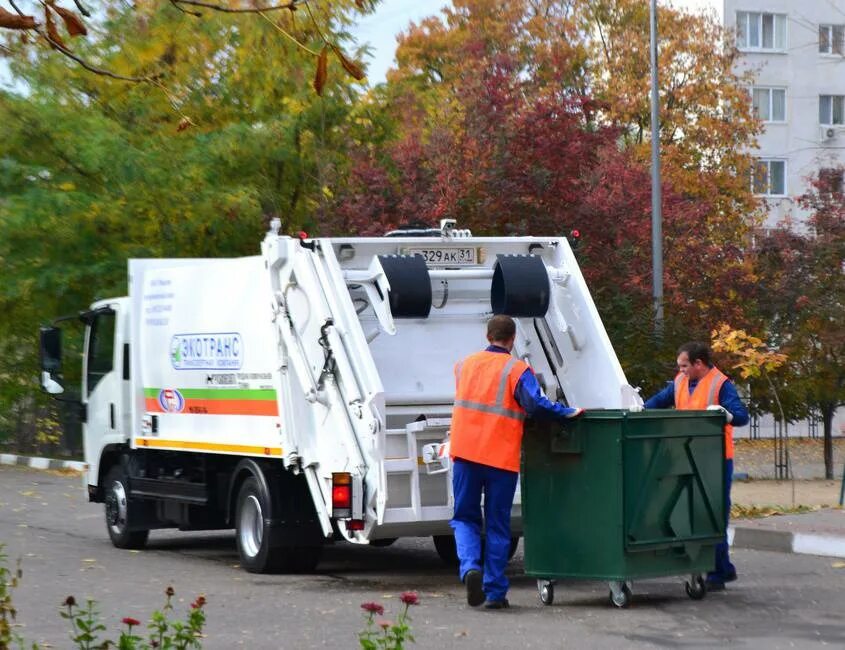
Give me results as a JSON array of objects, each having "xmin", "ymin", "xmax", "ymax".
[
  {"xmin": 706, "ymin": 404, "xmax": 734, "ymax": 423},
  {"xmin": 562, "ymin": 406, "xmax": 585, "ymax": 419}
]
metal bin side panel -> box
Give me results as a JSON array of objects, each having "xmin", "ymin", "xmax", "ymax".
[
  {"xmin": 622, "ymin": 411, "xmax": 726, "ymax": 556},
  {"xmin": 522, "ymin": 413, "xmax": 626, "ymax": 579},
  {"xmin": 522, "ymin": 411, "xmax": 726, "ymax": 581}
]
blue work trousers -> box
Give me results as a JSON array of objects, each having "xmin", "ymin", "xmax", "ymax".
[
  {"xmin": 450, "ymin": 458, "xmax": 518, "ymax": 602},
  {"xmin": 709, "ymin": 458, "xmax": 737, "ymax": 582}
]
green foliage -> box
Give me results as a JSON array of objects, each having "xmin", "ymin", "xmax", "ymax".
[
  {"xmin": 0, "ymin": 547, "xmax": 27, "ymax": 650},
  {"xmin": 0, "ymin": 0, "xmax": 369, "ymax": 446}
]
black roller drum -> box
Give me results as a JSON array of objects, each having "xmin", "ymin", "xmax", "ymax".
[
  {"xmin": 491, "ymin": 255, "xmax": 550, "ymax": 317},
  {"xmin": 377, "ymin": 255, "xmax": 432, "ymax": 318}
]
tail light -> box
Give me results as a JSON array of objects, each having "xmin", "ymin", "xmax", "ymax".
[
  {"xmin": 345, "ymin": 519, "xmax": 365, "ymax": 531},
  {"xmin": 332, "ymin": 472, "xmax": 352, "ymax": 518}
]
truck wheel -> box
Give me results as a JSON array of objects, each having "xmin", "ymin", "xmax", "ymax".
[
  {"xmin": 432, "ymin": 535, "xmax": 520, "ymax": 566},
  {"xmin": 433, "ymin": 534, "xmax": 459, "ymax": 566},
  {"xmin": 104, "ymin": 466, "xmax": 149, "ymax": 549},
  {"xmin": 235, "ymin": 477, "xmax": 322, "ymax": 574},
  {"xmin": 370, "ymin": 537, "xmax": 398, "ymax": 548}
]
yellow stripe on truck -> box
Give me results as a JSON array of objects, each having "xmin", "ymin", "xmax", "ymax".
[{"xmin": 135, "ymin": 438, "xmax": 283, "ymax": 457}]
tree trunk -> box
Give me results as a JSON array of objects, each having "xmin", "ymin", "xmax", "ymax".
[{"xmin": 821, "ymin": 404, "xmax": 835, "ymax": 480}]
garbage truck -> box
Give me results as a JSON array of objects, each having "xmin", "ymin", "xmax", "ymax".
[{"xmin": 39, "ymin": 219, "xmax": 643, "ymax": 573}]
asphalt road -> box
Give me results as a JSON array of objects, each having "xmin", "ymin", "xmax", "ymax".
[{"xmin": 1, "ymin": 465, "xmax": 843, "ymax": 649}]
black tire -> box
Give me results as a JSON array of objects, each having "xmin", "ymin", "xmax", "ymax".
[
  {"xmin": 432, "ymin": 534, "xmax": 520, "ymax": 566},
  {"xmin": 538, "ymin": 580, "xmax": 554, "ymax": 606},
  {"xmin": 104, "ymin": 465, "xmax": 149, "ymax": 550},
  {"xmin": 507, "ymin": 536, "xmax": 520, "ymax": 560},
  {"xmin": 369, "ymin": 537, "xmax": 398, "ymax": 548},
  {"xmin": 433, "ymin": 534, "xmax": 459, "ymax": 566},
  {"xmin": 609, "ymin": 584, "xmax": 632, "ymax": 608},
  {"xmin": 235, "ymin": 476, "xmax": 322, "ymax": 574},
  {"xmin": 685, "ymin": 575, "xmax": 707, "ymax": 600}
]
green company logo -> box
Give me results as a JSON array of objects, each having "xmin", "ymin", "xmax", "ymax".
[{"xmin": 170, "ymin": 339, "xmax": 182, "ymax": 364}]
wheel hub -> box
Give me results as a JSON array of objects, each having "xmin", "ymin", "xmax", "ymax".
[
  {"xmin": 106, "ymin": 480, "xmax": 128, "ymax": 533},
  {"xmin": 238, "ymin": 494, "xmax": 264, "ymax": 558}
]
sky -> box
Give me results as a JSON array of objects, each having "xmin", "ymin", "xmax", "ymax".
[{"xmin": 353, "ymin": 0, "xmax": 723, "ymax": 85}]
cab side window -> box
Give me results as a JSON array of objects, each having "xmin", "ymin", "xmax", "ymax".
[{"xmin": 87, "ymin": 313, "xmax": 115, "ymax": 395}]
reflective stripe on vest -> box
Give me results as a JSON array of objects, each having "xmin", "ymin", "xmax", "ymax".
[
  {"xmin": 674, "ymin": 366, "xmax": 735, "ymax": 459},
  {"xmin": 449, "ymin": 351, "xmax": 529, "ymax": 472}
]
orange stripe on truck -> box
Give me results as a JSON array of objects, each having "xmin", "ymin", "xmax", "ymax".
[{"xmin": 144, "ymin": 397, "xmax": 278, "ymax": 416}]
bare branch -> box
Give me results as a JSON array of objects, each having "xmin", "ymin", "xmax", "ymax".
[
  {"xmin": 8, "ymin": 0, "xmax": 153, "ymax": 82},
  {"xmin": 172, "ymin": 0, "xmax": 298, "ymax": 14},
  {"xmin": 258, "ymin": 11, "xmax": 319, "ymax": 56},
  {"xmin": 73, "ymin": 0, "xmax": 91, "ymax": 18},
  {"xmin": 169, "ymin": 0, "xmax": 203, "ymax": 18},
  {"xmin": 40, "ymin": 29, "xmax": 154, "ymax": 82}
]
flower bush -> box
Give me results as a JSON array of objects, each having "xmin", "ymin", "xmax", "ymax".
[
  {"xmin": 61, "ymin": 586, "xmax": 207, "ymax": 649},
  {"xmin": 358, "ymin": 592, "xmax": 419, "ymax": 650}
]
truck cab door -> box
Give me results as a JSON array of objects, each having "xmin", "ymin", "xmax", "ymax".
[{"xmin": 82, "ymin": 303, "xmax": 127, "ymax": 487}]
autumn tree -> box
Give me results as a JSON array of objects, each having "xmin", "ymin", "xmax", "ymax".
[
  {"xmin": 331, "ymin": 0, "xmax": 761, "ymax": 389},
  {"xmin": 753, "ymin": 169, "xmax": 845, "ymax": 479}
]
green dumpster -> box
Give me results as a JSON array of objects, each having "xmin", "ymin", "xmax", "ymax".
[{"xmin": 521, "ymin": 410, "xmax": 726, "ymax": 608}]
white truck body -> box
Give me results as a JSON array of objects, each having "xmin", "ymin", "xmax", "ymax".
[{"xmin": 46, "ymin": 222, "xmax": 641, "ymax": 569}]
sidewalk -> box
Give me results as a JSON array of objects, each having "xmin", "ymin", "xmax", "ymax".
[
  {"xmin": 730, "ymin": 478, "xmax": 845, "ymax": 559},
  {"xmin": 0, "ymin": 452, "xmax": 86, "ymax": 472}
]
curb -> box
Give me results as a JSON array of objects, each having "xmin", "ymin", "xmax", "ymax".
[
  {"xmin": 0, "ymin": 453, "xmax": 86, "ymax": 473},
  {"xmin": 729, "ymin": 524, "xmax": 845, "ymax": 559}
]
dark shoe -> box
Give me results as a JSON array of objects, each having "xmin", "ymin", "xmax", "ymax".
[
  {"xmin": 483, "ymin": 598, "xmax": 510, "ymax": 609},
  {"xmin": 464, "ymin": 570, "xmax": 484, "ymax": 607},
  {"xmin": 724, "ymin": 571, "xmax": 738, "ymax": 583},
  {"xmin": 704, "ymin": 579, "xmax": 726, "ymax": 592}
]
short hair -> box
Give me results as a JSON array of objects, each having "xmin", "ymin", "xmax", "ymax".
[
  {"xmin": 487, "ymin": 315, "xmax": 516, "ymax": 343},
  {"xmin": 678, "ymin": 341, "xmax": 712, "ymax": 367}
]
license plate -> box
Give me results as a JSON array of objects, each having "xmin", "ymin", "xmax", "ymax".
[{"xmin": 404, "ymin": 247, "xmax": 477, "ymax": 266}]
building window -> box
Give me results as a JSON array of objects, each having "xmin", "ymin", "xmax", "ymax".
[
  {"xmin": 753, "ymin": 159, "xmax": 786, "ymax": 196},
  {"xmin": 737, "ymin": 11, "xmax": 787, "ymax": 50},
  {"xmin": 752, "ymin": 87, "xmax": 786, "ymax": 122},
  {"xmin": 819, "ymin": 95, "xmax": 845, "ymax": 125},
  {"xmin": 819, "ymin": 25, "xmax": 845, "ymax": 54}
]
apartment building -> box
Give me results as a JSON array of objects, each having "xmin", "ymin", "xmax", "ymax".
[{"xmin": 724, "ymin": 0, "xmax": 845, "ymax": 228}]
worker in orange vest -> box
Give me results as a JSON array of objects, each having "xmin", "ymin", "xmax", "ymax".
[
  {"xmin": 644, "ymin": 341, "xmax": 749, "ymax": 591},
  {"xmin": 450, "ymin": 315, "xmax": 584, "ymax": 609}
]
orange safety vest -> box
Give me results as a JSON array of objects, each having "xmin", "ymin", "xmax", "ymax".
[
  {"xmin": 674, "ymin": 366, "xmax": 735, "ymax": 459},
  {"xmin": 450, "ymin": 351, "xmax": 529, "ymax": 472}
]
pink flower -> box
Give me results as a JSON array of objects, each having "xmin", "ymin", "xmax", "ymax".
[
  {"xmin": 377, "ymin": 619, "xmax": 393, "ymax": 629},
  {"xmin": 400, "ymin": 591, "xmax": 419, "ymax": 606},
  {"xmin": 191, "ymin": 595, "xmax": 207, "ymax": 609},
  {"xmin": 361, "ymin": 602, "xmax": 385, "ymax": 616},
  {"xmin": 122, "ymin": 617, "xmax": 141, "ymax": 627}
]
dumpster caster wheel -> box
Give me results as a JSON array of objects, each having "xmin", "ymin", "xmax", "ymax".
[
  {"xmin": 537, "ymin": 580, "xmax": 554, "ymax": 606},
  {"xmin": 609, "ymin": 582, "xmax": 632, "ymax": 608},
  {"xmin": 685, "ymin": 574, "xmax": 707, "ymax": 600}
]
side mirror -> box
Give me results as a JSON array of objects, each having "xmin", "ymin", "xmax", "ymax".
[
  {"xmin": 39, "ymin": 327, "xmax": 65, "ymax": 395},
  {"xmin": 40, "ymin": 327, "xmax": 62, "ymax": 372}
]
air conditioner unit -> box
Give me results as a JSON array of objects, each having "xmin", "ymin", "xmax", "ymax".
[{"xmin": 820, "ymin": 126, "xmax": 837, "ymax": 142}]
